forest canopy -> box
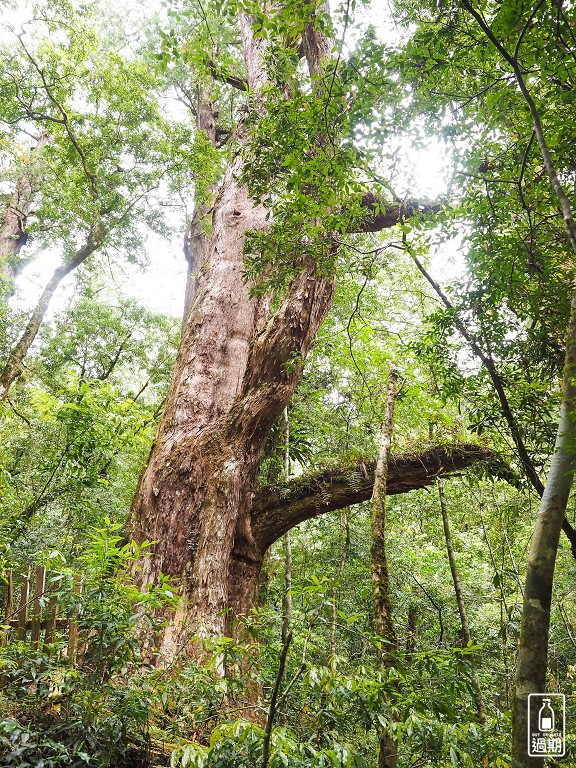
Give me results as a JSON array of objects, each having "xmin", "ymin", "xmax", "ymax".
[{"xmin": 0, "ymin": 0, "xmax": 575, "ymax": 767}]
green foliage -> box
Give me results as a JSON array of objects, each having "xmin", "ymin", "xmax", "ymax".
[
  {"xmin": 0, "ymin": 521, "xmax": 177, "ymax": 767},
  {"xmin": 171, "ymin": 719, "xmax": 368, "ymax": 767},
  {"xmin": 0, "ymin": 289, "xmax": 177, "ymax": 571},
  {"xmin": 0, "ymin": 0, "xmax": 197, "ymax": 301},
  {"xmin": 2, "ymin": 0, "xmax": 576, "ymax": 766}
]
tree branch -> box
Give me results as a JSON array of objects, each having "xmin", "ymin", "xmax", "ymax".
[
  {"xmin": 0, "ymin": 225, "xmax": 104, "ymax": 398},
  {"xmin": 405, "ymin": 244, "xmax": 576, "ymax": 558},
  {"xmin": 251, "ymin": 443, "xmax": 500, "ymax": 551},
  {"xmin": 206, "ymin": 59, "xmax": 248, "ymax": 91},
  {"xmin": 353, "ymin": 193, "xmax": 442, "ymax": 233}
]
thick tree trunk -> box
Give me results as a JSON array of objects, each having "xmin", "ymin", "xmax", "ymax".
[
  {"xmin": 130, "ymin": 154, "xmax": 272, "ymax": 646},
  {"xmin": 438, "ymin": 477, "xmax": 486, "ymax": 723},
  {"xmin": 128, "ymin": 3, "xmax": 483, "ymax": 656},
  {"xmin": 131, "ymin": 248, "xmax": 335, "ymax": 648},
  {"xmin": 130, "ymin": 5, "xmax": 336, "ymax": 652}
]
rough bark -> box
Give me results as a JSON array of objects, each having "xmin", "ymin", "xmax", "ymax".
[
  {"xmin": 370, "ymin": 370, "xmax": 398, "ymax": 768},
  {"xmin": 0, "ymin": 133, "xmax": 50, "ymax": 290},
  {"xmin": 438, "ymin": 477, "xmax": 486, "ymax": 723},
  {"xmin": 130, "ymin": 151, "xmax": 272, "ymax": 647},
  {"xmin": 129, "ymin": 5, "xmax": 336, "ymax": 651},
  {"xmin": 183, "ymin": 95, "xmax": 218, "ymax": 322},
  {"xmin": 129, "ymin": 4, "xmax": 455, "ymax": 654}
]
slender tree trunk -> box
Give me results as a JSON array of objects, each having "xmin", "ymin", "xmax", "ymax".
[
  {"xmin": 371, "ymin": 369, "xmax": 398, "ymax": 768},
  {"xmin": 438, "ymin": 478, "xmax": 486, "ymax": 723},
  {"xmin": 511, "ymin": 290, "xmax": 576, "ymax": 767},
  {"xmin": 331, "ymin": 512, "xmax": 350, "ymax": 658},
  {"xmin": 282, "ymin": 408, "xmax": 292, "ymax": 646},
  {"xmin": 408, "ymin": 251, "xmax": 576, "ymax": 557},
  {"xmin": 406, "ymin": 604, "xmax": 417, "ymax": 653},
  {"xmin": 453, "ymin": 8, "xmax": 576, "ymax": 764},
  {"xmin": 0, "ymin": 230, "xmax": 102, "ymax": 398},
  {"xmin": 0, "ymin": 133, "xmax": 50, "ymax": 291}
]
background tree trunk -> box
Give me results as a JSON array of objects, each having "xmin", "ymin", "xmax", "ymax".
[
  {"xmin": 282, "ymin": 408, "xmax": 292, "ymax": 646},
  {"xmin": 371, "ymin": 369, "xmax": 398, "ymax": 768},
  {"xmin": 0, "ymin": 133, "xmax": 50, "ymax": 292},
  {"xmin": 0, "ymin": 231, "xmax": 102, "ymax": 398},
  {"xmin": 438, "ymin": 477, "xmax": 486, "ymax": 723}
]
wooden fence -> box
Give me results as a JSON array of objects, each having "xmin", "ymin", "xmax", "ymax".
[{"xmin": 1, "ymin": 566, "xmax": 82, "ymax": 661}]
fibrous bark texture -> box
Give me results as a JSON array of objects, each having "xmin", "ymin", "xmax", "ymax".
[{"xmin": 128, "ymin": 4, "xmax": 479, "ymax": 654}]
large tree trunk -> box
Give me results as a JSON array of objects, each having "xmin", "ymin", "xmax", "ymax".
[
  {"xmin": 131, "ymin": 241, "xmax": 335, "ymax": 650},
  {"xmin": 130, "ymin": 155, "xmax": 272, "ymax": 647},
  {"xmin": 129, "ymin": 5, "xmax": 335, "ymax": 653},
  {"xmin": 128, "ymin": 4, "xmax": 486, "ymax": 655}
]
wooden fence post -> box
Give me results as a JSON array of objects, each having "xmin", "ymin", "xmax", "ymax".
[
  {"xmin": 17, "ymin": 571, "xmax": 30, "ymax": 642},
  {"xmin": 68, "ymin": 574, "xmax": 82, "ymax": 663},
  {"xmin": 1, "ymin": 570, "xmax": 13, "ymax": 647},
  {"xmin": 43, "ymin": 578, "xmax": 59, "ymax": 653},
  {"xmin": 30, "ymin": 565, "xmax": 46, "ymax": 649},
  {"xmin": 1, "ymin": 568, "xmax": 83, "ymax": 663}
]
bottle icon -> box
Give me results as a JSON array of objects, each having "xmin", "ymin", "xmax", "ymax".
[{"xmin": 539, "ymin": 698, "xmax": 555, "ymax": 731}]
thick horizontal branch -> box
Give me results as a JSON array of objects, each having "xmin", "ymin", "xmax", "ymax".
[
  {"xmin": 251, "ymin": 443, "xmax": 500, "ymax": 551},
  {"xmin": 354, "ymin": 193, "xmax": 442, "ymax": 233}
]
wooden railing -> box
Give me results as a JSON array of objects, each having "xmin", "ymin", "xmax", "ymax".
[{"xmin": 1, "ymin": 566, "xmax": 82, "ymax": 660}]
